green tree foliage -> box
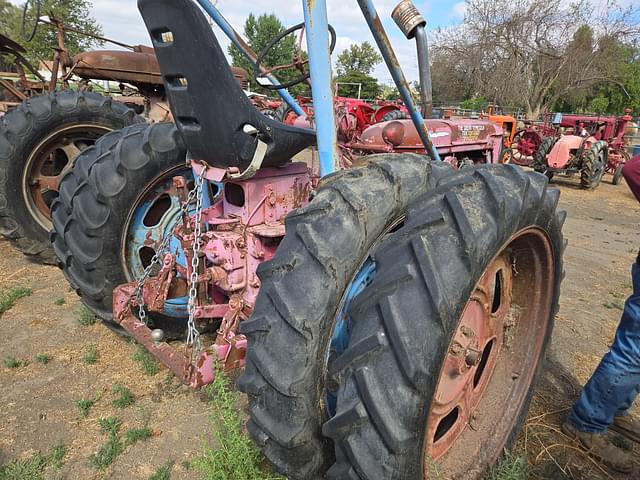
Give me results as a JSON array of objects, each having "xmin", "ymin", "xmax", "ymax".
[
  {"xmin": 334, "ymin": 41, "xmax": 382, "ymax": 99},
  {"xmin": 335, "ymin": 70, "xmax": 380, "ymax": 99},
  {"xmin": 335, "ymin": 41, "xmax": 382, "ymax": 76},
  {"xmin": 228, "ymin": 13, "xmax": 308, "ymax": 96},
  {"xmin": 1, "ymin": 0, "xmax": 103, "ymax": 65}
]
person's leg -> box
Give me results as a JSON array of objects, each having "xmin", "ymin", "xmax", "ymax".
[
  {"xmin": 563, "ymin": 261, "xmax": 640, "ymax": 473},
  {"xmin": 569, "ymin": 262, "xmax": 640, "ymax": 431}
]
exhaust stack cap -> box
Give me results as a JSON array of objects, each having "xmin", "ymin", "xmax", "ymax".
[{"xmin": 392, "ymin": 0, "xmax": 426, "ymax": 39}]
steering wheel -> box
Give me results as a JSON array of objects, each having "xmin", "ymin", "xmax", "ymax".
[
  {"xmin": 21, "ymin": 0, "xmax": 41, "ymax": 42},
  {"xmin": 254, "ymin": 22, "xmax": 337, "ymax": 90}
]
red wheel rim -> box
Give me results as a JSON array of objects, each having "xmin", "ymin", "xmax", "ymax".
[
  {"xmin": 424, "ymin": 228, "xmax": 555, "ymax": 477},
  {"xmin": 22, "ymin": 124, "xmax": 111, "ymax": 229}
]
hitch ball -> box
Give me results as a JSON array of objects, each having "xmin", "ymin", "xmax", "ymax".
[
  {"xmin": 392, "ymin": 0, "xmax": 426, "ymax": 39},
  {"xmin": 151, "ymin": 329, "xmax": 165, "ymax": 344}
]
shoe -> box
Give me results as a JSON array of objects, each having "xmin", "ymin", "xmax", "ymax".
[
  {"xmin": 612, "ymin": 415, "xmax": 640, "ymax": 443},
  {"xmin": 562, "ymin": 421, "xmax": 634, "ymax": 474}
]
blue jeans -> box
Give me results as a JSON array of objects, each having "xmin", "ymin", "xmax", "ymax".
[{"xmin": 569, "ymin": 261, "xmax": 640, "ymax": 433}]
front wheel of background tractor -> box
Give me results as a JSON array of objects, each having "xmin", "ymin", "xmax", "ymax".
[
  {"xmin": 581, "ymin": 140, "xmax": 607, "ymax": 189},
  {"xmin": 50, "ymin": 122, "xmax": 193, "ymax": 336},
  {"xmin": 613, "ymin": 164, "xmax": 624, "ymax": 185},
  {"xmin": 532, "ymin": 136, "xmax": 555, "ymax": 181},
  {"xmin": 380, "ymin": 109, "xmax": 408, "ymax": 122},
  {"xmin": 237, "ymin": 154, "xmax": 453, "ymax": 480},
  {"xmin": 0, "ymin": 91, "xmax": 143, "ymax": 263},
  {"xmin": 323, "ymin": 165, "xmax": 564, "ymax": 479}
]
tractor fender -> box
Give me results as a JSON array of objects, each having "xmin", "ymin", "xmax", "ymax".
[{"xmin": 548, "ymin": 135, "xmax": 594, "ymax": 169}]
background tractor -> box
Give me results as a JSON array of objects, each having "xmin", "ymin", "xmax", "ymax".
[{"xmin": 533, "ymin": 109, "xmax": 634, "ymax": 188}]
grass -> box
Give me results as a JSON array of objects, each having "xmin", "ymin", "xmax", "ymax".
[
  {"xmin": 98, "ymin": 417, "xmax": 122, "ymax": 436},
  {"xmin": 0, "ymin": 444, "xmax": 65, "ymax": 480},
  {"xmin": 132, "ymin": 344, "xmax": 159, "ymax": 375},
  {"xmin": 88, "ymin": 434, "xmax": 123, "ymax": 470},
  {"xmin": 490, "ymin": 453, "xmax": 528, "ymax": 480},
  {"xmin": 54, "ymin": 297, "xmax": 66, "ymax": 305},
  {"xmin": 82, "ymin": 344, "xmax": 98, "ymax": 365},
  {"xmin": 611, "ymin": 434, "xmax": 633, "ymax": 451},
  {"xmin": 75, "ymin": 398, "xmax": 96, "ymax": 417},
  {"xmin": 192, "ymin": 362, "xmax": 285, "ymax": 480},
  {"xmin": 35, "ymin": 353, "xmax": 51, "ymax": 364},
  {"xmin": 149, "ymin": 461, "xmax": 174, "ymax": 480},
  {"xmin": 75, "ymin": 305, "xmax": 96, "ymax": 326},
  {"xmin": 0, "ymin": 286, "xmax": 32, "ymax": 314},
  {"xmin": 123, "ymin": 426, "xmax": 152, "ymax": 446},
  {"xmin": 3, "ymin": 356, "xmax": 28, "ymax": 368},
  {"xmin": 112, "ymin": 385, "xmax": 135, "ymax": 408}
]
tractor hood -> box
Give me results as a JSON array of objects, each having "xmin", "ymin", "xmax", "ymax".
[
  {"xmin": 547, "ymin": 135, "xmax": 593, "ymax": 169},
  {"xmin": 357, "ymin": 118, "xmax": 503, "ymax": 162}
]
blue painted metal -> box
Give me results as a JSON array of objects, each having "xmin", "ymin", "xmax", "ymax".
[
  {"xmin": 356, "ymin": 0, "xmax": 441, "ymax": 162},
  {"xmin": 302, "ymin": 0, "xmax": 338, "ymax": 176},
  {"xmin": 326, "ymin": 259, "xmax": 377, "ymax": 416},
  {"xmin": 195, "ymin": 0, "xmax": 305, "ymax": 117}
]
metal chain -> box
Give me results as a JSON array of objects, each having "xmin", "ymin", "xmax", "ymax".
[
  {"xmin": 133, "ymin": 172, "xmax": 204, "ymax": 325},
  {"xmin": 186, "ymin": 173, "xmax": 205, "ymax": 355}
]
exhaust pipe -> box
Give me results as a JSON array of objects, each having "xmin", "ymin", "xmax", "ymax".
[{"xmin": 392, "ymin": 0, "xmax": 432, "ymax": 118}]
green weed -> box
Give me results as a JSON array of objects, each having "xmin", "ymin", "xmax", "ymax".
[
  {"xmin": 75, "ymin": 305, "xmax": 96, "ymax": 326},
  {"xmin": 98, "ymin": 417, "xmax": 121, "ymax": 436},
  {"xmin": 0, "ymin": 444, "xmax": 66, "ymax": 480},
  {"xmin": 0, "ymin": 286, "xmax": 32, "ymax": 314},
  {"xmin": 35, "ymin": 353, "xmax": 51, "ymax": 364},
  {"xmin": 3, "ymin": 356, "xmax": 28, "ymax": 368},
  {"xmin": 82, "ymin": 344, "xmax": 98, "ymax": 365},
  {"xmin": 612, "ymin": 434, "xmax": 633, "ymax": 451},
  {"xmin": 54, "ymin": 297, "xmax": 66, "ymax": 305},
  {"xmin": 88, "ymin": 435, "xmax": 123, "ymax": 470},
  {"xmin": 132, "ymin": 344, "xmax": 159, "ymax": 375},
  {"xmin": 490, "ymin": 453, "xmax": 528, "ymax": 480},
  {"xmin": 76, "ymin": 398, "xmax": 96, "ymax": 417},
  {"xmin": 123, "ymin": 426, "xmax": 152, "ymax": 446},
  {"xmin": 603, "ymin": 301, "xmax": 625, "ymax": 311},
  {"xmin": 149, "ymin": 461, "xmax": 174, "ymax": 480},
  {"xmin": 192, "ymin": 362, "xmax": 285, "ymax": 480},
  {"xmin": 112, "ymin": 385, "xmax": 135, "ymax": 408}
]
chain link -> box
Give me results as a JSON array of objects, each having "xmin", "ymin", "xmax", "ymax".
[
  {"xmin": 186, "ymin": 173, "xmax": 205, "ymax": 355},
  {"xmin": 133, "ymin": 172, "xmax": 205, "ymax": 335}
]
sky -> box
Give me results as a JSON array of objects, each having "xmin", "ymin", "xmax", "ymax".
[{"xmin": 10, "ymin": 0, "xmax": 466, "ymax": 83}]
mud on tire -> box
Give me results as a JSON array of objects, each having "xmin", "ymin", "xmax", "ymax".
[
  {"xmin": 323, "ymin": 165, "xmax": 564, "ymax": 479},
  {"xmin": 0, "ymin": 91, "xmax": 143, "ymax": 263},
  {"xmin": 237, "ymin": 154, "xmax": 453, "ymax": 479},
  {"xmin": 50, "ymin": 122, "xmax": 187, "ymax": 332}
]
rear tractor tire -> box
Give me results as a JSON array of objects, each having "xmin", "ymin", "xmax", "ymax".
[
  {"xmin": 380, "ymin": 109, "xmax": 408, "ymax": 122},
  {"xmin": 0, "ymin": 91, "xmax": 143, "ymax": 263},
  {"xmin": 51, "ymin": 122, "xmax": 192, "ymax": 336},
  {"xmin": 242, "ymin": 162, "xmax": 564, "ymax": 480},
  {"xmin": 237, "ymin": 154, "xmax": 454, "ymax": 479},
  {"xmin": 532, "ymin": 136, "xmax": 556, "ymax": 180}
]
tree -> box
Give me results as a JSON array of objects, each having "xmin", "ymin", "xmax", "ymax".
[
  {"xmin": 432, "ymin": 0, "xmax": 640, "ymax": 118},
  {"xmin": 228, "ymin": 13, "xmax": 309, "ymax": 96},
  {"xmin": 335, "ymin": 41, "xmax": 382, "ymax": 76},
  {"xmin": 2, "ymin": 0, "xmax": 103, "ymax": 65},
  {"xmin": 335, "ymin": 70, "xmax": 380, "ymax": 99},
  {"xmin": 0, "ymin": 1, "xmax": 19, "ymax": 34}
]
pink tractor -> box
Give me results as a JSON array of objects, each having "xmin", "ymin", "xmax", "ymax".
[{"xmin": 533, "ymin": 109, "xmax": 634, "ymax": 188}]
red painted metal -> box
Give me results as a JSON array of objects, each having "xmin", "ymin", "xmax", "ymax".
[{"xmin": 113, "ymin": 162, "xmax": 312, "ymax": 387}]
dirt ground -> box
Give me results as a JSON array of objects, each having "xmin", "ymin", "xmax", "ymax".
[{"xmin": 0, "ymin": 171, "xmax": 639, "ymax": 479}]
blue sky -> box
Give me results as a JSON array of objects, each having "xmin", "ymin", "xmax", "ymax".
[{"xmin": 10, "ymin": 0, "xmax": 466, "ymax": 82}]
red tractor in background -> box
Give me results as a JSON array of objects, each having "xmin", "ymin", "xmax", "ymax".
[{"xmin": 533, "ymin": 109, "xmax": 634, "ymax": 188}]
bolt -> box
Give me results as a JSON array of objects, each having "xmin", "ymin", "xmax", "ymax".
[
  {"xmin": 151, "ymin": 329, "xmax": 164, "ymax": 344},
  {"xmin": 460, "ymin": 325, "xmax": 474, "ymax": 337},
  {"xmin": 465, "ymin": 349, "xmax": 481, "ymax": 367}
]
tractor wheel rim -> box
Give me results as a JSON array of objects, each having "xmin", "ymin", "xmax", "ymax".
[
  {"xmin": 22, "ymin": 124, "xmax": 111, "ymax": 230},
  {"xmin": 424, "ymin": 227, "xmax": 554, "ymax": 476},
  {"xmin": 324, "ymin": 217, "xmax": 404, "ymax": 418}
]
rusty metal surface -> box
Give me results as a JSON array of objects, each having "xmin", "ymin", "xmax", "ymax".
[{"xmin": 72, "ymin": 49, "xmax": 163, "ymax": 85}]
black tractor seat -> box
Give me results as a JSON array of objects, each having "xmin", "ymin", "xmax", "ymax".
[{"xmin": 138, "ymin": 0, "xmax": 316, "ymax": 172}]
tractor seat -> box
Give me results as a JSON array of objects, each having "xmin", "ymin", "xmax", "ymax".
[{"xmin": 138, "ymin": 0, "xmax": 316, "ymax": 172}]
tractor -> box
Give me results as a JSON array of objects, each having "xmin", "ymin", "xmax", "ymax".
[
  {"xmin": 533, "ymin": 109, "xmax": 634, "ymax": 188},
  {"xmin": 50, "ymin": 0, "xmax": 564, "ymax": 478}
]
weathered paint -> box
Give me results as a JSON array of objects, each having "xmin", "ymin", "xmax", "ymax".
[
  {"xmin": 303, "ymin": 0, "xmax": 338, "ymax": 176},
  {"xmin": 356, "ymin": 0, "xmax": 441, "ymax": 161}
]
